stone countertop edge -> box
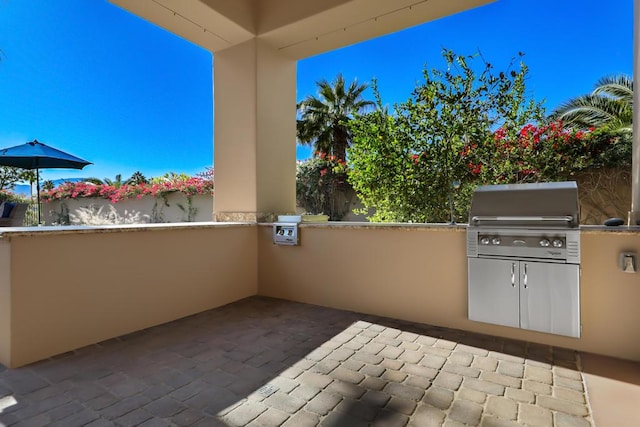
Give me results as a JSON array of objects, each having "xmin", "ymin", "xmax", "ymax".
[
  {"xmin": 0, "ymin": 221, "xmax": 255, "ymax": 238},
  {"xmin": 580, "ymin": 225, "xmax": 640, "ymax": 234},
  {"xmin": 261, "ymin": 221, "xmax": 466, "ymax": 231},
  {"xmin": 260, "ymin": 222, "xmax": 640, "ymax": 234},
  {"xmin": 0, "ymin": 221, "xmax": 638, "ymax": 238}
]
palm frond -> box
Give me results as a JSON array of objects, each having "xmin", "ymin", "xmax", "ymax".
[
  {"xmin": 297, "ymin": 74, "xmax": 373, "ymax": 158},
  {"xmin": 549, "ymin": 74, "xmax": 633, "ymax": 130},
  {"xmin": 551, "ymin": 94, "xmax": 632, "ymax": 129},
  {"xmin": 593, "ymin": 75, "xmax": 633, "ymax": 102}
]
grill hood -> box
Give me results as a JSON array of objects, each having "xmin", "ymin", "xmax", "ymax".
[{"xmin": 468, "ymin": 181, "xmax": 580, "ymax": 228}]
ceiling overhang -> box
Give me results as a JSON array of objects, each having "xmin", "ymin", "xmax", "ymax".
[{"xmin": 109, "ymin": 0, "xmax": 495, "ymax": 59}]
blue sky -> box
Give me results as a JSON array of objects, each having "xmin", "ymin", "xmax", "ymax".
[{"xmin": 0, "ymin": 0, "xmax": 633, "ymax": 183}]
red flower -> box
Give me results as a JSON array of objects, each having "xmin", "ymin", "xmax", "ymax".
[
  {"xmin": 467, "ymin": 162, "xmax": 483, "ymax": 175},
  {"xmin": 320, "ymin": 168, "xmax": 328, "ymax": 176}
]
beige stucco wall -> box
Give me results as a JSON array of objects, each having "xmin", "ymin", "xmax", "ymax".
[
  {"xmin": 213, "ymin": 39, "xmax": 297, "ymax": 221},
  {"xmin": 2, "ymin": 224, "xmax": 257, "ymax": 368},
  {"xmin": 0, "ymin": 240, "xmax": 11, "ymax": 365},
  {"xmin": 2, "ymin": 223, "xmax": 637, "ymax": 368},
  {"xmin": 42, "ymin": 193, "xmax": 214, "ymax": 225},
  {"xmin": 258, "ymin": 225, "xmax": 640, "ymax": 362}
]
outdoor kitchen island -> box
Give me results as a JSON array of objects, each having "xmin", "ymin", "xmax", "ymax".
[
  {"xmin": 258, "ymin": 221, "xmax": 640, "ymax": 363},
  {"xmin": 0, "ymin": 221, "xmax": 637, "ymax": 369}
]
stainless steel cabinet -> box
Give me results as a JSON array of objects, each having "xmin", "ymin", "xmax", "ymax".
[
  {"xmin": 468, "ymin": 258, "xmax": 520, "ymax": 328},
  {"xmin": 468, "ymin": 258, "xmax": 580, "ymax": 337},
  {"xmin": 519, "ymin": 261, "xmax": 580, "ymax": 337}
]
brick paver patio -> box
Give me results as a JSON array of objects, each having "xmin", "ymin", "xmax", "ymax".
[{"xmin": 0, "ymin": 297, "xmax": 593, "ymax": 426}]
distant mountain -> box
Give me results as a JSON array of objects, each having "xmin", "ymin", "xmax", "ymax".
[
  {"xmin": 13, "ymin": 184, "xmax": 31, "ymax": 196},
  {"xmin": 11, "ymin": 178, "xmax": 87, "ymax": 197}
]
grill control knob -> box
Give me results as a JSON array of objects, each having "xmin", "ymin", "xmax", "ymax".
[
  {"xmin": 539, "ymin": 239, "xmax": 550, "ymax": 247},
  {"xmin": 492, "ymin": 237, "xmax": 501, "ymax": 245},
  {"xmin": 552, "ymin": 239, "xmax": 564, "ymax": 248},
  {"xmin": 480, "ymin": 237, "xmax": 490, "ymax": 245}
]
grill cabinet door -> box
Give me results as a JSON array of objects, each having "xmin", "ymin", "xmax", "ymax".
[
  {"xmin": 468, "ymin": 258, "xmax": 520, "ymax": 328},
  {"xmin": 519, "ymin": 261, "xmax": 580, "ymax": 337}
]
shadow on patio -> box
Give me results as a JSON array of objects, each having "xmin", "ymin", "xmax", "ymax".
[{"xmin": 0, "ymin": 296, "xmax": 634, "ymax": 426}]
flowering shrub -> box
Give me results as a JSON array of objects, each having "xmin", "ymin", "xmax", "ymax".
[
  {"xmin": 348, "ymin": 49, "xmax": 547, "ymax": 223},
  {"xmin": 296, "ymin": 153, "xmax": 352, "ymax": 220},
  {"xmin": 459, "ymin": 122, "xmax": 631, "ymax": 184},
  {"xmin": 0, "ymin": 189, "xmax": 28, "ymax": 203},
  {"xmin": 41, "ymin": 176, "xmax": 213, "ymax": 204}
]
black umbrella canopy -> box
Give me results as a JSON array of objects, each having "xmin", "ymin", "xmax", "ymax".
[
  {"xmin": 0, "ymin": 139, "xmax": 91, "ymax": 170},
  {"xmin": 0, "ymin": 139, "xmax": 92, "ymax": 225}
]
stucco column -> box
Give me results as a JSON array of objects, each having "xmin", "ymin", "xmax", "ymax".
[
  {"xmin": 213, "ymin": 39, "xmax": 297, "ymax": 222},
  {"xmin": 632, "ymin": 0, "xmax": 640, "ymax": 224}
]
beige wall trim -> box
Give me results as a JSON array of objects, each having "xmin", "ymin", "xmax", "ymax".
[{"xmin": 215, "ymin": 211, "xmax": 278, "ymax": 222}]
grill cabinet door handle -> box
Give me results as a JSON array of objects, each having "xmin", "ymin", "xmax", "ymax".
[
  {"xmin": 511, "ymin": 263, "xmax": 516, "ymax": 287},
  {"xmin": 523, "ymin": 264, "xmax": 528, "ymax": 289}
]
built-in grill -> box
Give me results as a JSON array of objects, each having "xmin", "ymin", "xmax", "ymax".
[{"xmin": 467, "ymin": 181, "xmax": 581, "ymax": 338}]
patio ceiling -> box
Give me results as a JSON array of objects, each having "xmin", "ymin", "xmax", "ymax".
[{"xmin": 109, "ymin": 0, "xmax": 496, "ymax": 59}]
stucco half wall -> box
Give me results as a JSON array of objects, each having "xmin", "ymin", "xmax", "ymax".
[
  {"xmin": 0, "ymin": 224, "xmax": 257, "ymax": 368},
  {"xmin": 1, "ymin": 223, "xmax": 638, "ymax": 368},
  {"xmin": 257, "ymin": 224, "xmax": 640, "ymax": 362}
]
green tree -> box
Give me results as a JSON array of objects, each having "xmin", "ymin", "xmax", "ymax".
[
  {"xmin": 550, "ymin": 75, "xmax": 632, "ymax": 131},
  {"xmin": 86, "ymin": 174, "xmax": 124, "ymax": 188},
  {"xmin": 125, "ymin": 171, "xmax": 148, "ymax": 185},
  {"xmin": 297, "ymin": 74, "xmax": 374, "ymax": 161},
  {"xmin": 348, "ymin": 49, "xmax": 545, "ymax": 223},
  {"xmin": 18, "ymin": 169, "xmax": 37, "ymax": 198},
  {"xmin": 41, "ymin": 180, "xmax": 54, "ymax": 191},
  {"xmin": 150, "ymin": 172, "xmax": 191, "ymax": 184},
  {"xmin": 296, "ymin": 156, "xmax": 351, "ymax": 220},
  {"xmin": 0, "ymin": 166, "xmax": 25, "ymax": 191}
]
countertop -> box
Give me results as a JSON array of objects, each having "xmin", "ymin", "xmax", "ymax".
[{"xmin": 1, "ymin": 221, "xmax": 638, "ymax": 238}]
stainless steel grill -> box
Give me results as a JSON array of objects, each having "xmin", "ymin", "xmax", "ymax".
[{"xmin": 466, "ymin": 181, "xmax": 581, "ymax": 337}]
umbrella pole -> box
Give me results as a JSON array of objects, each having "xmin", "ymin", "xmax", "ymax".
[{"xmin": 36, "ymin": 169, "xmax": 41, "ymax": 225}]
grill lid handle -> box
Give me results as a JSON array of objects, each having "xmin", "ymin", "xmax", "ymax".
[{"xmin": 471, "ymin": 215, "xmax": 575, "ymax": 224}]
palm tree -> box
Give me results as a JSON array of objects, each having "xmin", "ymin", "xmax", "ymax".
[
  {"xmin": 125, "ymin": 171, "xmax": 148, "ymax": 185},
  {"xmin": 550, "ymin": 74, "xmax": 632, "ymax": 130},
  {"xmin": 41, "ymin": 180, "xmax": 54, "ymax": 191},
  {"xmin": 297, "ymin": 74, "xmax": 374, "ymax": 161},
  {"xmin": 86, "ymin": 174, "xmax": 123, "ymax": 188}
]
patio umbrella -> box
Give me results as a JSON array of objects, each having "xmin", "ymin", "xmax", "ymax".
[{"xmin": 0, "ymin": 139, "xmax": 92, "ymax": 224}]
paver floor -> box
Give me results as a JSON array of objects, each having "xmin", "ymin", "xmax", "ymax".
[{"xmin": 0, "ymin": 297, "xmax": 601, "ymax": 426}]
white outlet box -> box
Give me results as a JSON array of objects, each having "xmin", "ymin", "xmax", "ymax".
[
  {"xmin": 620, "ymin": 252, "xmax": 637, "ymax": 273},
  {"xmin": 273, "ymin": 223, "xmax": 299, "ymax": 246}
]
